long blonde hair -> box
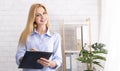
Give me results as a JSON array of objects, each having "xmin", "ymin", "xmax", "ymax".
[{"xmin": 19, "ymin": 3, "xmax": 50, "ymax": 46}]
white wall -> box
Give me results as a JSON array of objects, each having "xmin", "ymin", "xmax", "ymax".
[
  {"xmin": 101, "ymin": 0, "xmax": 120, "ymax": 71},
  {"xmin": 0, "ymin": 0, "xmax": 100, "ymax": 71}
]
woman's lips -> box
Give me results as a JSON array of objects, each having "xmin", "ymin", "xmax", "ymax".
[{"xmin": 40, "ymin": 19, "xmax": 47, "ymax": 22}]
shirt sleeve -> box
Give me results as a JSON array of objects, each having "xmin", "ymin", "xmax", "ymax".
[
  {"xmin": 15, "ymin": 43, "xmax": 26, "ymax": 65},
  {"xmin": 51, "ymin": 33, "xmax": 62, "ymax": 69}
]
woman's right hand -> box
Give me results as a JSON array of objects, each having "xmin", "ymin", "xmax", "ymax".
[
  {"xmin": 30, "ymin": 47, "xmax": 38, "ymax": 51},
  {"xmin": 19, "ymin": 57, "xmax": 23, "ymax": 62}
]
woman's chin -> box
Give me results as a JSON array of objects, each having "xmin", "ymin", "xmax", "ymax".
[{"xmin": 38, "ymin": 22, "xmax": 47, "ymax": 25}]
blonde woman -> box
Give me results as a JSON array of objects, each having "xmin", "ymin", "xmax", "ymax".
[{"xmin": 16, "ymin": 3, "xmax": 62, "ymax": 71}]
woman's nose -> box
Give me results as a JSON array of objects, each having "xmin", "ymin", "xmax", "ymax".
[{"xmin": 41, "ymin": 14, "xmax": 44, "ymax": 19}]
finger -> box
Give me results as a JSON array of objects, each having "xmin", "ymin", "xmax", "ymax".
[
  {"xmin": 42, "ymin": 62, "xmax": 50, "ymax": 66},
  {"xmin": 40, "ymin": 58, "xmax": 49, "ymax": 63},
  {"xmin": 37, "ymin": 59, "xmax": 50, "ymax": 66},
  {"xmin": 30, "ymin": 48, "xmax": 38, "ymax": 51},
  {"xmin": 42, "ymin": 60, "xmax": 51, "ymax": 66}
]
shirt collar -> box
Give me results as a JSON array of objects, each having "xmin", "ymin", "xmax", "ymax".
[
  {"xmin": 31, "ymin": 28, "xmax": 52, "ymax": 37},
  {"xmin": 45, "ymin": 29, "xmax": 52, "ymax": 37}
]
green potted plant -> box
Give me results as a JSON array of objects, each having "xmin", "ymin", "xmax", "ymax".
[{"xmin": 77, "ymin": 42, "xmax": 107, "ymax": 71}]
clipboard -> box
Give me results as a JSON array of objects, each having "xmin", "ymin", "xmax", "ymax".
[{"xmin": 19, "ymin": 51, "xmax": 52, "ymax": 69}]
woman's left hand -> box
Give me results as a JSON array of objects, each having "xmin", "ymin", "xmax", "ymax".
[{"xmin": 37, "ymin": 58, "xmax": 57, "ymax": 67}]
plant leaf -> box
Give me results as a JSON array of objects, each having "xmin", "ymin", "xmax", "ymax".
[
  {"xmin": 93, "ymin": 55, "xmax": 106, "ymax": 61},
  {"xmin": 93, "ymin": 61, "xmax": 104, "ymax": 68}
]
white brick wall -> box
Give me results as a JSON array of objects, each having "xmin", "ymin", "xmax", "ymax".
[{"xmin": 0, "ymin": 0, "xmax": 100, "ymax": 71}]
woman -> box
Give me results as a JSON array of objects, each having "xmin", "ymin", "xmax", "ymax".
[{"xmin": 16, "ymin": 3, "xmax": 62, "ymax": 71}]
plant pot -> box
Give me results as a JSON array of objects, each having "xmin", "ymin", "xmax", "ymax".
[{"xmin": 84, "ymin": 70, "xmax": 93, "ymax": 71}]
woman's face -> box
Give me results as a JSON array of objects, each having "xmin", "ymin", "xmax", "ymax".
[{"xmin": 35, "ymin": 7, "xmax": 48, "ymax": 26}]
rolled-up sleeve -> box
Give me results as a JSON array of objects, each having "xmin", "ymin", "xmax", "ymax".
[
  {"xmin": 51, "ymin": 33, "xmax": 62, "ymax": 69},
  {"xmin": 15, "ymin": 44, "xmax": 26, "ymax": 65}
]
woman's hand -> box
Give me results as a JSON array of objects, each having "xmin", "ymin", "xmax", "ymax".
[
  {"xmin": 37, "ymin": 58, "xmax": 57, "ymax": 68},
  {"xmin": 30, "ymin": 47, "xmax": 38, "ymax": 51},
  {"xmin": 19, "ymin": 57, "xmax": 23, "ymax": 62}
]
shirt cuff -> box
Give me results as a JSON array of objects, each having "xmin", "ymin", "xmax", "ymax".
[
  {"xmin": 50, "ymin": 59, "xmax": 61, "ymax": 69},
  {"xmin": 16, "ymin": 54, "xmax": 24, "ymax": 65}
]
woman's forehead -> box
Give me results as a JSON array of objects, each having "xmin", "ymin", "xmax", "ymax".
[{"xmin": 36, "ymin": 7, "xmax": 46, "ymax": 13}]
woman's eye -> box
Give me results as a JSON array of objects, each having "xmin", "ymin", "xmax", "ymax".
[
  {"xmin": 35, "ymin": 14, "xmax": 40, "ymax": 17},
  {"xmin": 35, "ymin": 12, "xmax": 47, "ymax": 17},
  {"xmin": 43, "ymin": 12, "xmax": 47, "ymax": 14}
]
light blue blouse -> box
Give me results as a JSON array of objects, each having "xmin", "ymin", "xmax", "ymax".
[{"xmin": 16, "ymin": 29, "xmax": 62, "ymax": 71}]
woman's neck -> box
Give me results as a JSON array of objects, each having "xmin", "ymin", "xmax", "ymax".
[{"xmin": 36, "ymin": 25, "xmax": 47, "ymax": 35}]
